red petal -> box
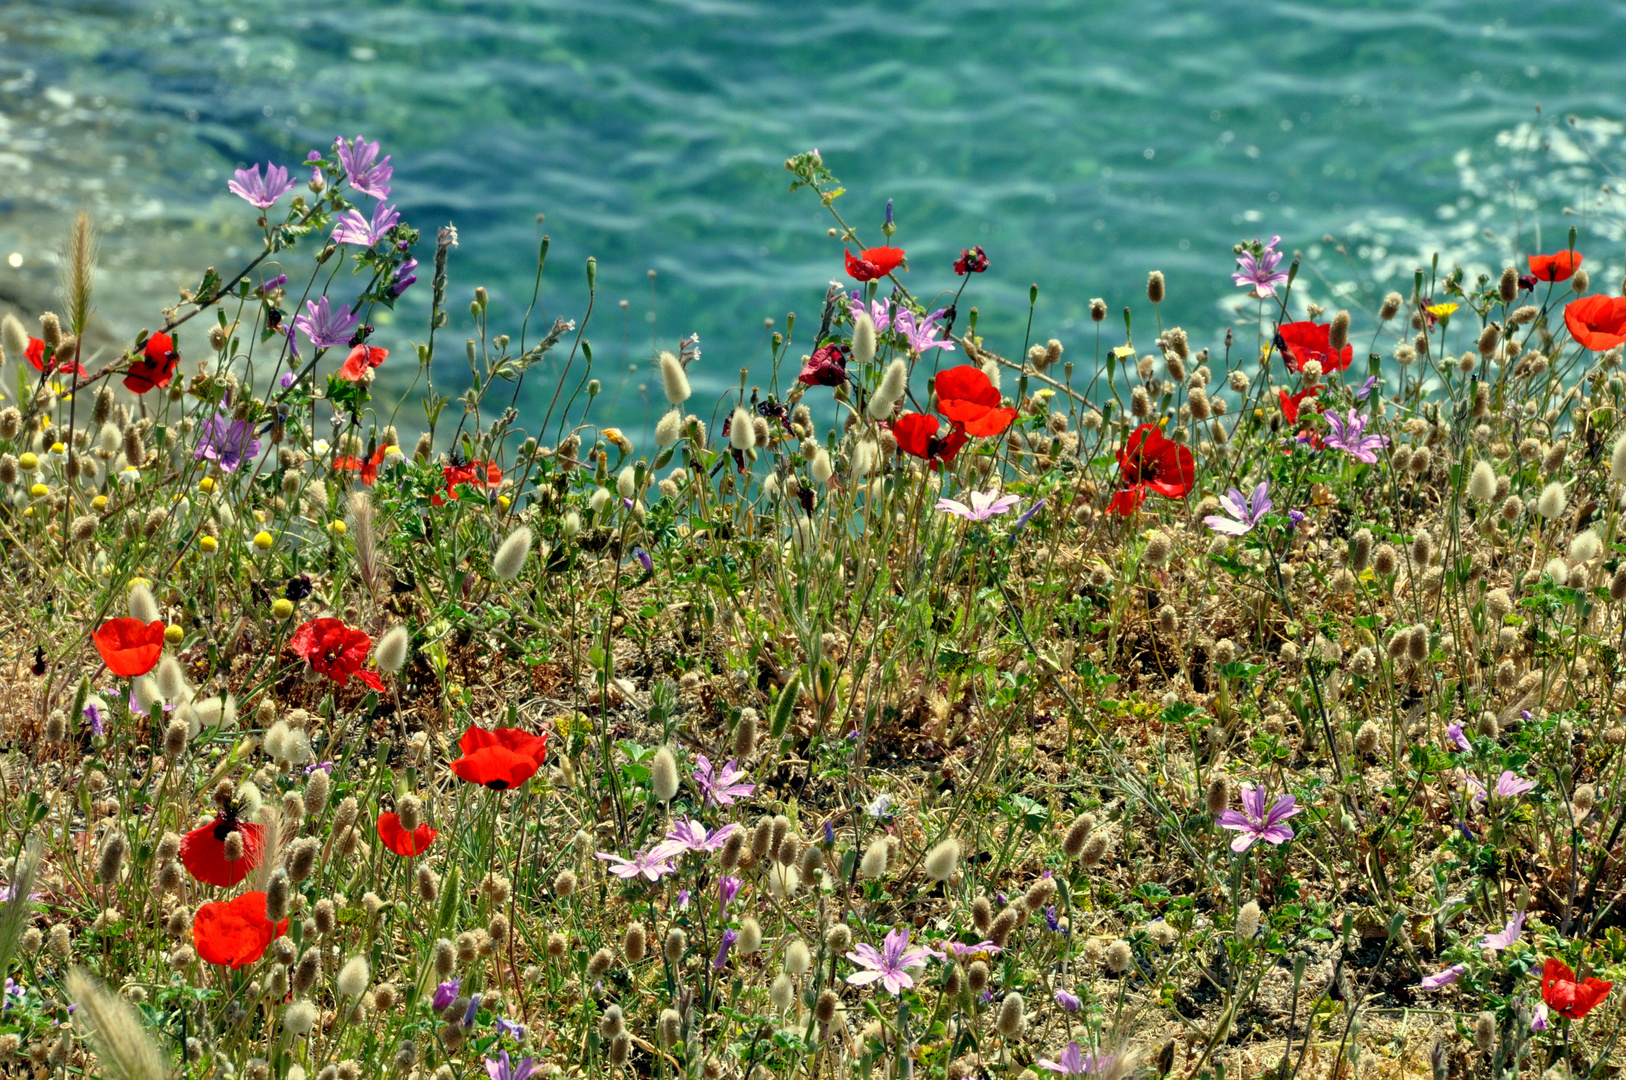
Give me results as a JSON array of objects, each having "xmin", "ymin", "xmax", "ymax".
[
  {"xmin": 891, "ymin": 412, "xmax": 937, "ymax": 459},
  {"xmin": 961, "ymin": 406, "xmax": 1017, "ymax": 438}
]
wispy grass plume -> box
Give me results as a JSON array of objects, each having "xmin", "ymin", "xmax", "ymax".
[
  {"xmin": 66, "ymin": 968, "xmax": 167, "ymax": 1080},
  {"xmin": 58, "ymin": 211, "xmax": 98, "ymax": 338}
]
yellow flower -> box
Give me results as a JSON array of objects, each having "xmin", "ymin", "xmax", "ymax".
[
  {"xmin": 497, "ymin": 495, "xmax": 511, "ymax": 510},
  {"xmin": 1034, "ymin": 388, "xmax": 1055, "ymax": 400},
  {"xmin": 272, "ymin": 598, "xmax": 295, "ymax": 619},
  {"xmin": 1427, "ymin": 302, "xmax": 1459, "ymax": 317},
  {"xmin": 164, "ymin": 624, "xmax": 184, "ymax": 644},
  {"xmin": 17, "ymin": 452, "xmax": 38, "ymax": 471},
  {"xmin": 129, "ymin": 577, "xmax": 150, "ymax": 590},
  {"xmin": 28, "ymin": 483, "xmax": 47, "ymax": 498},
  {"xmin": 49, "ymin": 442, "xmax": 66, "ymax": 455},
  {"xmin": 1111, "ymin": 345, "xmax": 1135, "ymax": 359},
  {"xmin": 199, "ymin": 535, "xmax": 218, "ymax": 554},
  {"xmin": 602, "ymin": 427, "xmax": 633, "ymax": 454},
  {"xmin": 199, "ymin": 477, "xmax": 216, "ymax": 494},
  {"xmin": 253, "ymin": 531, "xmax": 274, "ymax": 551},
  {"xmin": 328, "ymin": 520, "xmax": 347, "ymax": 536},
  {"xmin": 91, "ymin": 494, "xmax": 108, "ymax": 510}
]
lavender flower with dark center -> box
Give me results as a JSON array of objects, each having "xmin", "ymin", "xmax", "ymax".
[
  {"xmin": 893, "ymin": 307, "xmax": 956, "ymax": 354},
  {"xmin": 1231, "ymin": 235, "xmax": 1290, "ymax": 298},
  {"xmin": 1204, "ymin": 481, "xmax": 1270, "ymax": 535},
  {"xmin": 293, "ymin": 296, "xmax": 362, "ymax": 351},
  {"xmin": 334, "ymin": 135, "xmax": 393, "ymax": 199},
  {"xmin": 194, "ymin": 412, "xmax": 263, "ymax": 473},
  {"xmin": 651, "ymin": 818, "xmax": 738, "ymax": 860},
  {"xmin": 332, "ymin": 202, "xmax": 401, "ymax": 248},
  {"xmin": 844, "ymin": 928, "xmax": 942, "ymax": 995},
  {"xmin": 1038, "ymin": 1042, "xmax": 1115, "ymax": 1077},
  {"xmin": 228, "ymin": 163, "xmax": 296, "ymax": 210},
  {"xmin": 1323, "ymin": 408, "xmax": 1389, "ymax": 464},
  {"xmin": 712, "ymin": 929, "xmax": 739, "ymax": 971},
  {"xmin": 1216, "ymin": 785, "xmax": 1302, "ymax": 852},
  {"xmin": 593, "ymin": 848, "xmax": 676, "ymax": 881}
]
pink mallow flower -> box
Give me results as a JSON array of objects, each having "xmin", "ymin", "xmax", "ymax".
[
  {"xmin": 845, "ymin": 928, "xmax": 941, "ymax": 995},
  {"xmin": 1217, "ymin": 785, "xmax": 1302, "ymax": 852},
  {"xmin": 936, "ymin": 490, "xmax": 1022, "ymax": 522},
  {"xmin": 228, "ymin": 163, "xmax": 296, "ymax": 210},
  {"xmin": 693, "ymin": 755, "xmax": 754, "ymax": 806},
  {"xmin": 593, "ymin": 848, "xmax": 675, "ymax": 881},
  {"xmin": 1419, "ymin": 964, "xmax": 1466, "ymax": 990},
  {"xmin": 1465, "ymin": 770, "xmax": 1535, "ymax": 804},
  {"xmin": 1478, "ymin": 910, "xmax": 1524, "ymax": 951}
]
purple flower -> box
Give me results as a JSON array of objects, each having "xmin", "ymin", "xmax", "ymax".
[
  {"xmin": 484, "ymin": 1051, "xmax": 536, "ymax": 1080},
  {"xmin": 1478, "ymin": 910, "xmax": 1524, "ymax": 951},
  {"xmin": 1054, "ymin": 989, "xmax": 1081, "ymax": 1013},
  {"xmin": 260, "ymin": 273, "xmax": 289, "ymax": 294},
  {"xmin": 1217, "ymin": 785, "xmax": 1302, "ymax": 852},
  {"xmin": 2, "ymin": 978, "xmax": 22, "ymax": 1010},
  {"xmin": 278, "ymin": 370, "xmax": 299, "ymax": 390},
  {"xmin": 1419, "ymin": 964, "xmax": 1465, "ymax": 990},
  {"xmin": 293, "ymin": 296, "xmax": 362, "ymax": 350},
  {"xmin": 632, "ymin": 547, "xmax": 653, "ymax": 573},
  {"xmin": 334, "ymin": 135, "xmax": 393, "ymax": 199},
  {"xmin": 1323, "ymin": 408, "xmax": 1389, "ymax": 464},
  {"xmin": 462, "ymin": 993, "xmax": 482, "ymax": 1026},
  {"xmin": 693, "ymin": 755, "xmax": 754, "ymax": 807},
  {"xmin": 1044, "ymin": 906, "xmax": 1067, "ymax": 934},
  {"xmin": 1531, "ymin": 1003, "xmax": 1549, "ymax": 1031},
  {"xmin": 1287, "ymin": 509, "xmax": 1306, "ymax": 531},
  {"xmin": 82, "ymin": 700, "xmax": 104, "ymax": 736},
  {"xmin": 495, "ymin": 1016, "xmax": 525, "ymax": 1040},
  {"xmin": 1204, "ymin": 481, "xmax": 1271, "ymax": 535},
  {"xmin": 391, "ymin": 256, "xmax": 419, "ymax": 297},
  {"xmin": 594, "ymin": 848, "xmax": 676, "ymax": 881},
  {"xmin": 228, "ymin": 163, "xmax": 296, "ymax": 210},
  {"xmin": 1013, "ymin": 499, "xmax": 1046, "ymax": 531},
  {"xmin": 718, "ymin": 875, "xmax": 742, "ymax": 909},
  {"xmin": 305, "ymin": 761, "xmax": 334, "ymax": 775},
  {"xmin": 848, "ymin": 294, "xmax": 896, "ymax": 333},
  {"xmin": 867, "ymin": 793, "xmax": 895, "ymax": 820},
  {"xmin": 1038, "ymin": 1042, "xmax": 1115, "ymax": 1076},
  {"xmin": 937, "ymin": 489, "xmax": 1022, "ymax": 522},
  {"xmin": 194, "ymin": 411, "xmax": 263, "ymax": 473},
  {"xmin": 712, "ymin": 929, "xmax": 739, "ymax": 971},
  {"xmin": 332, "ymin": 202, "xmax": 401, "ymax": 248},
  {"xmin": 1231, "ymin": 236, "xmax": 1290, "ymax": 298},
  {"xmin": 432, "ymin": 977, "xmax": 461, "ymax": 1011},
  {"xmin": 1445, "ymin": 723, "xmax": 1471, "ymax": 752},
  {"xmin": 845, "ymin": 928, "xmax": 941, "ymax": 995},
  {"xmin": 946, "ymin": 940, "xmax": 1002, "ymax": 959},
  {"xmin": 1354, "ymin": 375, "xmax": 1380, "ymax": 401},
  {"xmin": 893, "ymin": 307, "xmax": 956, "ymax": 355},
  {"xmin": 651, "ymin": 818, "xmax": 738, "ymax": 860},
  {"xmin": 1466, "ymin": 770, "xmax": 1535, "ymax": 804}
]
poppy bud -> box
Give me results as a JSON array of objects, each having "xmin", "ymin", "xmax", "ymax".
[{"xmin": 1147, "ymin": 271, "xmax": 1166, "ymax": 304}]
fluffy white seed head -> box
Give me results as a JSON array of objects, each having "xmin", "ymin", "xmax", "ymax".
[
  {"xmin": 1571, "ymin": 529, "xmax": 1601, "ymax": 563},
  {"xmin": 375, "ymin": 625, "xmax": 410, "ymax": 673},
  {"xmin": 859, "ymin": 837, "xmax": 889, "ymax": 879},
  {"xmin": 1468, "ymin": 460, "xmax": 1497, "ymax": 504},
  {"xmin": 655, "ymin": 410, "xmax": 682, "ymax": 448},
  {"xmin": 337, "ymin": 955, "xmax": 370, "ymax": 997},
  {"xmin": 923, "ymin": 837, "xmax": 961, "ymax": 882},
  {"xmin": 729, "ymin": 407, "xmax": 756, "ymax": 450},
  {"xmin": 1536, "ymin": 481, "xmax": 1566, "ymax": 519},
  {"xmin": 651, "ymin": 746, "xmax": 679, "ymax": 802},
  {"xmin": 811, "ymin": 447, "xmax": 833, "ymax": 485},
  {"xmin": 491, "ymin": 526, "xmax": 533, "ymax": 581},
  {"xmin": 1613, "ymin": 434, "xmax": 1626, "ymax": 486},
  {"xmin": 784, "ymin": 939, "xmax": 812, "ymax": 975},
  {"xmin": 852, "ymin": 312, "xmax": 877, "ymax": 367},
  {"xmin": 659, "ymin": 351, "xmax": 691, "ymax": 405},
  {"xmin": 868, "ymin": 359, "xmax": 908, "ymax": 421},
  {"xmin": 0, "ymin": 315, "xmax": 28, "ymax": 370},
  {"xmin": 128, "ymin": 581, "xmax": 160, "ymax": 624},
  {"xmin": 282, "ymin": 999, "xmax": 317, "ymax": 1035}
]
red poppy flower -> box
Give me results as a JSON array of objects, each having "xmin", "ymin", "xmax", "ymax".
[
  {"xmin": 1542, "ymin": 958, "xmax": 1612, "ymax": 1020},
  {"xmin": 1117, "ymin": 422, "xmax": 1195, "ymax": 498},
  {"xmin": 1529, "ymin": 251, "xmax": 1582, "ymax": 283},
  {"xmin": 1564, "ymin": 295, "xmax": 1626, "ymax": 351},
  {"xmin": 449, "ymin": 726, "xmax": 548, "ymax": 790},
  {"xmin": 844, "ymin": 246, "xmax": 906, "ymax": 282},
  {"xmin": 193, "ymin": 890, "xmax": 288, "ymax": 968},
  {"xmin": 432, "ymin": 459, "xmax": 503, "ymax": 506},
  {"xmin": 892, "ymin": 412, "xmax": 969, "ymax": 468},
  {"xmin": 337, "ymin": 344, "xmax": 389, "ymax": 381},
  {"xmin": 336, "ymin": 445, "xmax": 389, "ymax": 485},
  {"xmin": 798, "ymin": 343, "xmax": 849, "ymax": 387},
  {"xmin": 934, "ymin": 365, "xmax": 1018, "ymax": 437},
  {"xmin": 954, "ymin": 246, "xmax": 989, "ymax": 275},
  {"xmin": 1105, "ymin": 485, "xmax": 1148, "ymax": 516},
  {"xmin": 376, "ymin": 811, "xmax": 438, "ymax": 856},
  {"xmin": 289, "ymin": 618, "xmax": 384, "ymax": 691},
  {"xmin": 1279, "ymin": 385, "xmax": 1320, "ymax": 425},
  {"xmin": 1277, "ymin": 321, "xmax": 1353, "ymax": 374},
  {"xmin": 180, "ymin": 815, "xmax": 265, "ymax": 888},
  {"xmin": 92, "ymin": 618, "xmax": 165, "ymax": 677},
  {"xmin": 124, "ymin": 332, "xmax": 179, "ymax": 394},
  {"xmin": 24, "ymin": 337, "xmax": 45, "ymax": 372}
]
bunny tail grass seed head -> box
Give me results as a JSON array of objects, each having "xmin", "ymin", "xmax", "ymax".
[
  {"xmin": 729, "ymin": 407, "xmax": 756, "ymax": 450},
  {"xmin": 651, "ymin": 746, "xmax": 679, "ymax": 802},
  {"xmin": 659, "ymin": 350, "xmax": 691, "ymax": 405},
  {"xmin": 491, "ymin": 525, "xmax": 533, "ymax": 580},
  {"xmin": 67, "ymin": 968, "xmax": 167, "ymax": 1080},
  {"xmin": 0, "ymin": 314, "xmax": 27, "ymax": 367},
  {"xmin": 655, "ymin": 409, "xmax": 683, "ymax": 448},
  {"xmin": 868, "ymin": 359, "xmax": 908, "ymax": 421},
  {"xmin": 852, "ymin": 311, "xmax": 877, "ymax": 367},
  {"xmin": 1236, "ymin": 901, "xmax": 1261, "ymax": 940},
  {"xmin": 1611, "ymin": 434, "xmax": 1626, "ymax": 486},
  {"xmin": 924, "ymin": 836, "xmax": 961, "ymax": 881},
  {"xmin": 859, "ymin": 837, "xmax": 889, "ymax": 879},
  {"xmin": 338, "ymin": 955, "xmax": 370, "ymax": 997},
  {"xmin": 1468, "ymin": 460, "xmax": 1497, "ymax": 503},
  {"xmin": 1147, "ymin": 270, "xmax": 1166, "ymax": 303},
  {"xmin": 376, "ymin": 624, "xmax": 410, "ymax": 673},
  {"xmin": 1536, "ymin": 481, "xmax": 1566, "ymax": 519},
  {"xmin": 128, "ymin": 581, "xmax": 159, "ymax": 624}
]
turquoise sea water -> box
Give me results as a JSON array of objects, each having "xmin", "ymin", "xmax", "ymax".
[{"xmin": 3, "ymin": 1, "xmax": 1626, "ymax": 438}]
